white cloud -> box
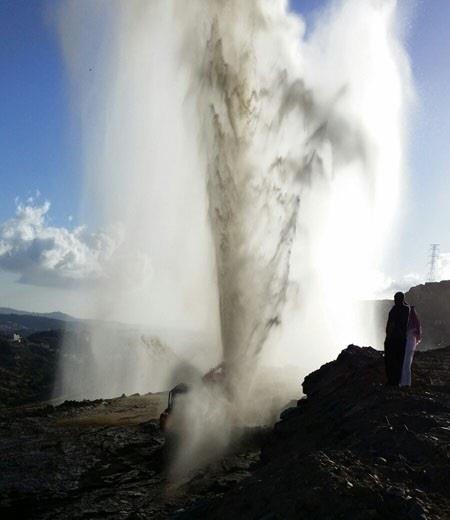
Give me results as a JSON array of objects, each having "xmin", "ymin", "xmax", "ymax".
[
  {"xmin": 370, "ymin": 260, "xmax": 450, "ymax": 299},
  {"xmin": 0, "ymin": 200, "xmax": 122, "ymax": 287},
  {"xmin": 369, "ymin": 271, "xmax": 425, "ymax": 299}
]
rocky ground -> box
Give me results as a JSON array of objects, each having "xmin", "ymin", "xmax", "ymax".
[
  {"xmin": 2, "ymin": 345, "xmax": 450, "ymax": 519},
  {"xmin": 0, "ymin": 393, "xmax": 269, "ymax": 519},
  {"xmin": 189, "ymin": 346, "xmax": 450, "ymax": 519}
]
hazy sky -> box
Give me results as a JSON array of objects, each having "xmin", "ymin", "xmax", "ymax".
[{"xmin": 0, "ymin": 0, "xmax": 449, "ymax": 315}]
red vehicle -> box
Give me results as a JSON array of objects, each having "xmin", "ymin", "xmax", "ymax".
[
  {"xmin": 159, "ymin": 364, "xmax": 229, "ymax": 432},
  {"xmin": 159, "ymin": 383, "xmax": 189, "ymax": 431}
]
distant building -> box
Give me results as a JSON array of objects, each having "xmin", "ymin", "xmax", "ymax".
[{"xmin": 12, "ymin": 334, "xmax": 22, "ymax": 343}]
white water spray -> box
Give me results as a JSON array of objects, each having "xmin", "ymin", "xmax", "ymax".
[{"xmin": 56, "ymin": 0, "xmax": 411, "ymax": 462}]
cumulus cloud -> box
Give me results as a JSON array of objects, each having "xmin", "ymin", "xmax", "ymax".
[
  {"xmin": 387, "ymin": 273, "xmax": 424, "ymax": 295},
  {"xmin": 0, "ymin": 200, "xmax": 122, "ymax": 287},
  {"xmin": 381, "ymin": 253, "xmax": 450, "ymax": 293},
  {"xmin": 371, "ymin": 259, "xmax": 450, "ymax": 299},
  {"xmin": 368, "ymin": 270, "xmax": 425, "ymax": 299}
]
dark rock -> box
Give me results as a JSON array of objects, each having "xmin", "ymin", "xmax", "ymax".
[
  {"xmin": 182, "ymin": 345, "xmax": 450, "ymax": 519},
  {"xmin": 406, "ymin": 281, "xmax": 450, "ymax": 350}
]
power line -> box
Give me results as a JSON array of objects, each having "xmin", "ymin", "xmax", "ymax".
[{"xmin": 427, "ymin": 244, "xmax": 440, "ymax": 282}]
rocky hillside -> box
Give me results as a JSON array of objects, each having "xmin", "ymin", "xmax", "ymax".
[
  {"xmin": 0, "ymin": 336, "xmax": 59, "ymax": 407},
  {"xmin": 0, "ymin": 313, "xmax": 71, "ymax": 336},
  {"xmin": 2, "ymin": 345, "xmax": 450, "ymax": 519},
  {"xmin": 186, "ymin": 345, "xmax": 450, "ymax": 519},
  {"xmin": 0, "ymin": 330, "xmax": 86, "ymax": 407}
]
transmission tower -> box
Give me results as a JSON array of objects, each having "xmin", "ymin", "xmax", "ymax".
[{"xmin": 427, "ymin": 244, "xmax": 440, "ymax": 282}]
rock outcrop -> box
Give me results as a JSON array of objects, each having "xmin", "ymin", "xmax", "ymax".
[
  {"xmin": 406, "ymin": 281, "xmax": 450, "ymax": 350},
  {"xmin": 186, "ymin": 345, "xmax": 450, "ymax": 519}
]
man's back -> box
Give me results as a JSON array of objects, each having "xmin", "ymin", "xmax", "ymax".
[{"xmin": 386, "ymin": 304, "xmax": 410, "ymax": 340}]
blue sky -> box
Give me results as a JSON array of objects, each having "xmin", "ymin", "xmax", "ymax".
[
  {"xmin": 0, "ymin": 0, "xmax": 449, "ymax": 313},
  {"xmin": 0, "ymin": 0, "xmax": 81, "ymax": 227},
  {"xmin": 400, "ymin": 0, "xmax": 450, "ymax": 269}
]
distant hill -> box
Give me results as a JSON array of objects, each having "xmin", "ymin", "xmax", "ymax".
[
  {"xmin": 0, "ymin": 313, "xmax": 70, "ymax": 336},
  {"xmin": 0, "ymin": 307, "xmax": 77, "ymax": 322}
]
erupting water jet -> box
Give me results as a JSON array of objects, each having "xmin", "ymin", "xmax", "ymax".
[{"xmin": 56, "ymin": 0, "xmax": 412, "ymax": 471}]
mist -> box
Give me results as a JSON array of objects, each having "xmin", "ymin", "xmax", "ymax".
[{"xmin": 54, "ymin": 0, "xmax": 412, "ymax": 472}]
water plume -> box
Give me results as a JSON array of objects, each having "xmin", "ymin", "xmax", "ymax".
[{"xmin": 55, "ymin": 0, "xmax": 412, "ymax": 470}]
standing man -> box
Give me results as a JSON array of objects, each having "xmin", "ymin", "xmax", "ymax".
[{"xmin": 384, "ymin": 291, "xmax": 410, "ymax": 386}]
